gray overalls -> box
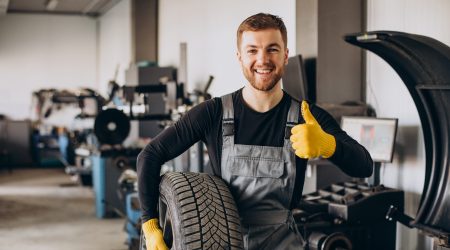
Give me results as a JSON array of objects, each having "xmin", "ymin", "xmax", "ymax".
[{"xmin": 220, "ymin": 94, "xmax": 305, "ymax": 250}]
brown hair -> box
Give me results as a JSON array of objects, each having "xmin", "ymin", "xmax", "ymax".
[{"xmin": 237, "ymin": 13, "xmax": 288, "ymax": 50}]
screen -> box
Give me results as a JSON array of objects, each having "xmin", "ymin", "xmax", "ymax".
[{"xmin": 341, "ymin": 116, "xmax": 398, "ymax": 162}]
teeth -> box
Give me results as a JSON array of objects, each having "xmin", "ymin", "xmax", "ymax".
[{"xmin": 255, "ymin": 69, "xmax": 272, "ymax": 74}]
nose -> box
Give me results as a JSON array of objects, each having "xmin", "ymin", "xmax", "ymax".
[{"xmin": 256, "ymin": 51, "xmax": 269, "ymax": 64}]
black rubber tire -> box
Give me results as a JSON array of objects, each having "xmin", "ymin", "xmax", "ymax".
[
  {"xmin": 129, "ymin": 238, "xmax": 140, "ymax": 250},
  {"xmin": 94, "ymin": 108, "xmax": 130, "ymax": 145},
  {"xmin": 158, "ymin": 172, "xmax": 243, "ymax": 250}
]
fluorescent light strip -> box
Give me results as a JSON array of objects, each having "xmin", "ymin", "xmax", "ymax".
[
  {"xmin": 0, "ymin": 0, "xmax": 9, "ymax": 15},
  {"xmin": 46, "ymin": 0, "xmax": 59, "ymax": 11},
  {"xmin": 82, "ymin": 0, "xmax": 102, "ymax": 14}
]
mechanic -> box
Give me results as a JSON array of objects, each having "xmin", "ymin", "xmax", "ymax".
[{"xmin": 137, "ymin": 12, "xmax": 373, "ymax": 250}]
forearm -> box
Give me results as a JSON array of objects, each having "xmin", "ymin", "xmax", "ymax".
[
  {"xmin": 137, "ymin": 126, "xmax": 196, "ymax": 222},
  {"xmin": 311, "ymin": 103, "xmax": 373, "ymax": 178},
  {"xmin": 329, "ymin": 138, "xmax": 373, "ymax": 177},
  {"xmin": 137, "ymin": 144, "xmax": 163, "ymax": 222},
  {"xmin": 136, "ymin": 101, "xmax": 216, "ymax": 223}
]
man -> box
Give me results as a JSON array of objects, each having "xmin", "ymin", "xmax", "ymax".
[{"xmin": 137, "ymin": 13, "xmax": 373, "ymax": 250}]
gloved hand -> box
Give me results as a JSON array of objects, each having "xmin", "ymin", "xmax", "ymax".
[
  {"xmin": 290, "ymin": 101, "xmax": 336, "ymax": 159},
  {"xmin": 142, "ymin": 218, "xmax": 169, "ymax": 250}
]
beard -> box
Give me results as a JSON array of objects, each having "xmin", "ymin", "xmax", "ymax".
[{"xmin": 243, "ymin": 63, "xmax": 284, "ymax": 92}]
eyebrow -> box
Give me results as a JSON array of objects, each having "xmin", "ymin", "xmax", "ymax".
[
  {"xmin": 244, "ymin": 43, "xmax": 282, "ymax": 49},
  {"xmin": 267, "ymin": 43, "xmax": 282, "ymax": 48}
]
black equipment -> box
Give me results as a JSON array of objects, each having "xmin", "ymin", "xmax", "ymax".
[
  {"xmin": 299, "ymin": 99, "xmax": 401, "ymax": 249},
  {"xmin": 122, "ymin": 82, "xmax": 183, "ymax": 121},
  {"xmin": 93, "ymin": 73, "xmax": 212, "ymax": 147},
  {"xmin": 94, "ymin": 109, "xmax": 131, "ymax": 145},
  {"xmin": 296, "ymin": 181, "xmax": 404, "ymax": 250},
  {"xmin": 345, "ymin": 31, "xmax": 450, "ymax": 247},
  {"xmin": 93, "ymin": 81, "xmax": 184, "ymax": 146},
  {"xmin": 125, "ymin": 66, "xmax": 178, "ymax": 138}
]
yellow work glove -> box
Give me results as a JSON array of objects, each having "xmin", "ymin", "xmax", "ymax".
[
  {"xmin": 290, "ymin": 101, "xmax": 336, "ymax": 159},
  {"xmin": 142, "ymin": 218, "xmax": 169, "ymax": 250}
]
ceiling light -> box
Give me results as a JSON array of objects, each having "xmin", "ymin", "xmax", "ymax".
[
  {"xmin": 0, "ymin": 0, "xmax": 9, "ymax": 15},
  {"xmin": 46, "ymin": 0, "xmax": 59, "ymax": 11},
  {"xmin": 82, "ymin": 0, "xmax": 101, "ymax": 14}
]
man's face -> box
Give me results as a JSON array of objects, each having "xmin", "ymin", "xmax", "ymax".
[{"xmin": 237, "ymin": 29, "xmax": 289, "ymax": 92}]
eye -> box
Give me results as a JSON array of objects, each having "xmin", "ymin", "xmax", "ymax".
[
  {"xmin": 247, "ymin": 49, "xmax": 257, "ymax": 54},
  {"xmin": 267, "ymin": 47, "xmax": 280, "ymax": 53}
]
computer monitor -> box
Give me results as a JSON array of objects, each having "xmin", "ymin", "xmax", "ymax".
[{"xmin": 341, "ymin": 116, "xmax": 398, "ymax": 163}]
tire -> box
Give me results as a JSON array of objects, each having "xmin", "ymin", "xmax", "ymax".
[
  {"xmin": 129, "ymin": 238, "xmax": 140, "ymax": 250},
  {"xmin": 158, "ymin": 172, "xmax": 243, "ymax": 250}
]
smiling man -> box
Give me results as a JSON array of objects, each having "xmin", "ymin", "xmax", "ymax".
[{"xmin": 137, "ymin": 13, "xmax": 373, "ymax": 250}]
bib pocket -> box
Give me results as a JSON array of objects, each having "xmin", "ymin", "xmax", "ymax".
[{"xmin": 229, "ymin": 157, "xmax": 284, "ymax": 178}]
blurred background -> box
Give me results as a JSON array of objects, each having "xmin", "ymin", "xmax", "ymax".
[{"xmin": 0, "ymin": 0, "xmax": 449, "ymax": 249}]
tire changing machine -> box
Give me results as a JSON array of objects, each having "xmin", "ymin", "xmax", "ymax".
[
  {"xmin": 294, "ymin": 31, "xmax": 450, "ymax": 250},
  {"xmin": 92, "ymin": 77, "xmax": 212, "ymax": 249}
]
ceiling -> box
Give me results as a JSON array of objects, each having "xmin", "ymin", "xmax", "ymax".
[{"xmin": 2, "ymin": 0, "xmax": 121, "ymax": 17}]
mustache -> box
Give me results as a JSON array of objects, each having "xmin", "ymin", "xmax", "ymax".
[{"xmin": 252, "ymin": 62, "xmax": 275, "ymax": 69}]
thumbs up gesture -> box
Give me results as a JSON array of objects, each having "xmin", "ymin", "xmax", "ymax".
[{"xmin": 290, "ymin": 101, "xmax": 336, "ymax": 159}]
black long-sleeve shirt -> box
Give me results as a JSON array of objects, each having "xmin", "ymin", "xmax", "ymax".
[{"xmin": 137, "ymin": 89, "xmax": 373, "ymax": 222}]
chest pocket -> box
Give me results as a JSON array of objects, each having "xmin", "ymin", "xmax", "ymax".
[{"xmin": 229, "ymin": 157, "xmax": 284, "ymax": 178}]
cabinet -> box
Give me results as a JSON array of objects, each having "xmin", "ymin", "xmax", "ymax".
[{"xmin": 0, "ymin": 120, "xmax": 32, "ymax": 167}]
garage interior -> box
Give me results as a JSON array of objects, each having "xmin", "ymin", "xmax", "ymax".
[{"xmin": 0, "ymin": 0, "xmax": 449, "ymax": 250}]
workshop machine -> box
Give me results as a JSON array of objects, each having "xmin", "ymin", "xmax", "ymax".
[
  {"xmin": 90, "ymin": 80, "xmax": 186, "ymax": 250},
  {"xmin": 294, "ymin": 31, "xmax": 450, "ymax": 250},
  {"xmin": 296, "ymin": 181, "xmax": 404, "ymax": 250},
  {"xmin": 90, "ymin": 68, "xmax": 213, "ymax": 249},
  {"xmin": 295, "ymin": 115, "xmax": 402, "ymax": 250},
  {"xmin": 30, "ymin": 88, "xmax": 105, "ymax": 168},
  {"xmin": 91, "ymin": 79, "xmax": 185, "ymax": 218},
  {"xmin": 345, "ymin": 31, "xmax": 450, "ymax": 249}
]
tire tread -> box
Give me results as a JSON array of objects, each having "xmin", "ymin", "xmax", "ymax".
[{"xmin": 160, "ymin": 172, "xmax": 243, "ymax": 250}]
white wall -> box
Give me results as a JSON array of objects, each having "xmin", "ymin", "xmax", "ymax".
[
  {"xmin": 98, "ymin": 0, "xmax": 132, "ymax": 94},
  {"xmin": 97, "ymin": 0, "xmax": 138, "ymax": 146},
  {"xmin": 0, "ymin": 14, "xmax": 97, "ymax": 120},
  {"xmin": 366, "ymin": 0, "xmax": 450, "ymax": 249},
  {"xmin": 158, "ymin": 0, "xmax": 296, "ymax": 97}
]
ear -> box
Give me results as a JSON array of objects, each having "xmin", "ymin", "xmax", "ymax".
[
  {"xmin": 237, "ymin": 50, "xmax": 242, "ymax": 63},
  {"xmin": 284, "ymin": 48, "xmax": 289, "ymax": 65}
]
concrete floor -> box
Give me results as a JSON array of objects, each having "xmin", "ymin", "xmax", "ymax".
[{"xmin": 0, "ymin": 168, "xmax": 128, "ymax": 250}]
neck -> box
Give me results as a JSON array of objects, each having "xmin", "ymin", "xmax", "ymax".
[{"xmin": 242, "ymin": 82, "xmax": 284, "ymax": 112}]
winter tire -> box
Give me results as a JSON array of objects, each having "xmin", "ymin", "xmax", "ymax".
[{"xmin": 154, "ymin": 172, "xmax": 244, "ymax": 250}]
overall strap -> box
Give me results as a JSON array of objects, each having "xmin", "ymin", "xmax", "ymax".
[
  {"xmin": 221, "ymin": 94, "xmax": 235, "ymax": 137},
  {"xmin": 285, "ymin": 98, "xmax": 300, "ymax": 139}
]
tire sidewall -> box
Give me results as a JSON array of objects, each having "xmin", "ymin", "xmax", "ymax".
[{"xmin": 160, "ymin": 182, "xmax": 185, "ymax": 250}]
